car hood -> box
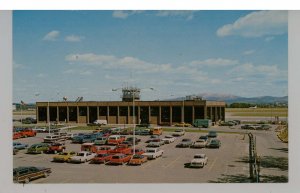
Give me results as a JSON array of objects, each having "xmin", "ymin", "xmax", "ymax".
[{"xmin": 70, "ymin": 156, "xmax": 84, "ymax": 160}]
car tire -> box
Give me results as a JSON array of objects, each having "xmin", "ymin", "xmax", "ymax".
[{"xmin": 24, "ymin": 177, "xmax": 30, "ymax": 184}]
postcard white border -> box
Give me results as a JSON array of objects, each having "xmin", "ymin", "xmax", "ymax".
[{"xmin": 1, "ymin": 10, "xmax": 299, "ymax": 193}]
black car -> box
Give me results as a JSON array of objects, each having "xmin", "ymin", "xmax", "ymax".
[
  {"xmin": 199, "ymin": 135, "xmax": 209, "ymax": 141},
  {"xmin": 206, "ymin": 139, "xmax": 221, "ymax": 148},
  {"xmin": 207, "ymin": 131, "xmax": 217, "ymax": 138},
  {"xmin": 13, "ymin": 166, "xmax": 51, "ymax": 183},
  {"xmin": 22, "ymin": 117, "xmax": 37, "ymax": 124}
]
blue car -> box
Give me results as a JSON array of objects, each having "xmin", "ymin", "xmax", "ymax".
[{"xmin": 13, "ymin": 142, "xmax": 28, "ymax": 150}]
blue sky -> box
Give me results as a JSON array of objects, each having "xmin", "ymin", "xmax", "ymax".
[{"xmin": 13, "ymin": 11, "xmax": 288, "ymax": 103}]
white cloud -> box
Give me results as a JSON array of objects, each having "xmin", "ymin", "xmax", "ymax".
[
  {"xmin": 65, "ymin": 35, "xmax": 85, "ymax": 42},
  {"xmin": 13, "ymin": 62, "xmax": 25, "ymax": 69},
  {"xmin": 265, "ymin": 36, "xmax": 275, "ymax": 42},
  {"xmin": 156, "ymin": 11, "xmax": 196, "ymax": 20},
  {"xmin": 112, "ymin": 11, "xmax": 144, "ymax": 19},
  {"xmin": 243, "ymin": 49, "xmax": 255, "ymax": 55},
  {"xmin": 229, "ymin": 63, "xmax": 285, "ymax": 77},
  {"xmin": 216, "ymin": 11, "xmax": 287, "ymax": 38},
  {"xmin": 79, "ymin": 71, "xmax": 92, "ymax": 75},
  {"xmin": 37, "ymin": 73, "xmax": 46, "ymax": 78},
  {"xmin": 43, "ymin": 30, "xmax": 60, "ymax": 41},
  {"xmin": 190, "ymin": 58, "xmax": 239, "ymax": 67}
]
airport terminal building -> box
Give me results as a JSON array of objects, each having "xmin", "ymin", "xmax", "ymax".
[{"xmin": 36, "ymin": 88, "xmax": 226, "ymax": 125}]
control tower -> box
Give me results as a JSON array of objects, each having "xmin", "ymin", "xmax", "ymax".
[{"xmin": 121, "ymin": 86, "xmax": 141, "ymax": 102}]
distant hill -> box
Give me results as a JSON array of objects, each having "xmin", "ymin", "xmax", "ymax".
[{"xmin": 169, "ymin": 93, "xmax": 288, "ymax": 105}]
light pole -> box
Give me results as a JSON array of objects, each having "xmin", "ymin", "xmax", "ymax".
[{"xmin": 112, "ymin": 87, "xmax": 154, "ymax": 155}]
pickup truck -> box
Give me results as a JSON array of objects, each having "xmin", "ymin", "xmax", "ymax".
[
  {"xmin": 142, "ymin": 148, "xmax": 164, "ymax": 159},
  {"xmin": 108, "ymin": 144, "xmax": 132, "ymax": 155}
]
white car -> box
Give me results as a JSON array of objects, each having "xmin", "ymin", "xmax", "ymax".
[
  {"xmin": 189, "ymin": 154, "xmax": 208, "ymax": 168},
  {"xmin": 69, "ymin": 151, "xmax": 96, "ymax": 163},
  {"xmin": 162, "ymin": 135, "xmax": 176, "ymax": 144},
  {"xmin": 43, "ymin": 135, "xmax": 61, "ymax": 143},
  {"xmin": 191, "ymin": 139, "xmax": 207, "ymax": 148},
  {"xmin": 142, "ymin": 148, "xmax": 164, "ymax": 159},
  {"xmin": 172, "ymin": 129, "xmax": 185, "ymax": 136}
]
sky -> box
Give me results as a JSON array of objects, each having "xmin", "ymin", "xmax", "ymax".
[{"xmin": 13, "ymin": 10, "xmax": 288, "ymax": 103}]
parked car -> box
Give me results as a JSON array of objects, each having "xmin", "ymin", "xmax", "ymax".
[
  {"xmin": 199, "ymin": 135, "xmax": 209, "ymax": 141},
  {"xmin": 107, "ymin": 135, "xmax": 125, "ymax": 145},
  {"xmin": 191, "ymin": 139, "xmax": 207, "ymax": 148},
  {"xmin": 147, "ymin": 139, "xmax": 165, "ymax": 147},
  {"xmin": 130, "ymin": 148, "xmax": 145, "ymax": 155},
  {"xmin": 174, "ymin": 122, "xmax": 192, "ymax": 127},
  {"xmin": 108, "ymin": 153, "xmax": 132, "ymax": 165},
  {"xmin": 128, "ymin": 154, "xmax": 148, "ymax": 165},
  {"xmin": 19, "ymin": 128, "xmax": 37, "ymax": 137},
  {"xmin": 13, "ymin": 132, "xmax": 22, "ymax": 140},
  {"xmin": 44, "ymin": 142, "xmax": 66, "ymax": 154},
  {"xmin": 172, "ymin": 129, "xmax": 185, "ymax": 137},
  {"xmin": 21, "ymin": 117, "xmax": 37, "ymax": 124},
  {"xmin": 220, "ymin": 121, "xmax": 235, "ymax": 126},
  {"xmin": 90, "ymin": 153, "xmax": 112, "ymax": 164},
  {"xmin": 94, "ymin": 145, "xmax": 116, "ymax": 154},
  {"xmin": 43, "ymin": 135, "xmax": 61, "ymax": 143},
  {"xmin": 69, "ymin": 151, "xmax": 96, "ymax": 163},
  {"xmin": 108, "ymin": 144, "xmax": 132, "ymax": 155},
  {"xmin": 66, "ymin": 133, "xmax": 79, "ymax": 140},
  {"xmin": 27, "ymin": 143, "xmax": 49, "ymax": 154},
  {"xmin": 207, "ymin": 131, "xmax": 217, "ymax": 138},
  {"xmin": 150, "ymin": 127, "xmax": 163, "ymax": 135},
  {"xmin": 125, "ymin": 137, "xmax": 141, "ymax": 145},
  {"xmin": 94, "ymin": 136, "xmax": 108, "ymax": 145},
  {"xmin": 13, "ymin": 166, "xmax": 51, "ymax": 183},
  {"xmin": 13, "ymin": 142, "xmax": 28, "ymax": 150},
  {"xmin": 33, "ymin": 127, "xmax": 48, "ymax": 133},
  {"xmin": 145, "ymin": 135, "xmax": 160, "ymax": 143},
  {"xmin": 142, "ymin": 148, "xmax": 164, "ymax": 159},
  {"xmin": 258, "ymin": 124, "xmax": 272, "ymax": 130},
  {"xmin": 52, "ymin": 151, "xmax": 76, "ymax": 162},
  {"xmin": 189, "ymin": 154, "xmax": 208, "ymax": 168},
  {"xmin": 206, "ymin": 139, "xmax": 221, "ymax": 148},
  {"xmin": 140, "ymin": 129, "xmax": 151, "ymax": 135},
  {"xmin": 176, "ymin": 138, "xmax": 193, "ymax": 148},
  {"xmin": 162, "ymin": 135, "xmax": 176, "ymax": 144}
]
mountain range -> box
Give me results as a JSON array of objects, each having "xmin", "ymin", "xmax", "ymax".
[{"xmin": 170, "ymin": 93, "xmax": 288, "ymax": 105}]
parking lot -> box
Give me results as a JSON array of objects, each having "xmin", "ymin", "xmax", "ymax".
[{"xmin": 13, "ymin": 124, "xmax": 288, "ymax": 183}]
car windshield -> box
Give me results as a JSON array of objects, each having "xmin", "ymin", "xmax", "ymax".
[
  {"xmin": 146, "ymin": 149, "xmax": 155, "ymax": 153},
  {"xmin": 165, "ymin": 135, "xmax": 172, "ymax": 138},
  {"xmin": 96, "ymin": 154, "xmax": 105, "ymax": 157},
  {"xmin": 194, "ymin": 155, "xmax": 204, "ymax": 158},
  {"xmin": 182, "ymin": 139, "xmax": 190, "ymax": 142},
  {"xmin": 133, "ymin": 155, "xmax": 142, "ymax": 159},
  {"xmin": 112, "ymin": 156, "xmax": 121, "ymax": 159},
  {"xmin": 77, "ymin": 153, "xmax": 85, "ymax": 156}
]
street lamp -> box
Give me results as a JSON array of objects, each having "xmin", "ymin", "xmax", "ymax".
[{"xmin": 112, "ymin": 87, "xmax": 154, "ymax": 155}]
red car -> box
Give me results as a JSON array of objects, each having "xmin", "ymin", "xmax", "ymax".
[
  {"xmin": 90, "ymin": 153, "xmax": 112, "ymax": 164},
  {"xmin": 13, "ymin": 132, "xmax": 22, "ymax": 140},
  {"xmin": 44, "ymin": 142, "xmax": 66, "ymax": 154},
  {"xmin": 108, "ymin": 144, "xmax": 132, "ymax": 155},
  {"xmin": 129, "ymin": 148, "xmax": 145, "ymax": 155},
  {"xmin": 20, "ymin": 128, "xmax": 37, "ymax": 137},
  {"xmin": 108, "ymin": 153, "xmax": 131, "ymax": 165},
  {"xmin": 93, "ymin": 145, "xmax": 116, "ymax": 154}
]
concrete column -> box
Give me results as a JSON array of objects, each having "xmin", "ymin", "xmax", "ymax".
[
  {"xmin": 210, "ymin": 107, "xmax": 213, "ymax": 121},
  {"xmin": 204, "ymin": 106, "xmax": 207, "ymax": 119},
  {"xmin": 170, "ymin": 106, "xmax": 173, "ymax": 125},
  {"xmin": 127, "ymin": 106, "xmax": 130, "ymax": 124},
  {"xmin": 138, "ymin": 106, "xmax": 141, "ymax": 124},
  {"xmin": 148, "ymin": 106, "xmax": 151, "ymax": 124},
  {"xmin": 192, "ymin": 106, "xmax": 195, "ymax": 123},
  {"xmin": 76, "ymin": 106, "xmax": 79, "ymax": 123},
  {"xmin": 97, "ymin": 106, "xmax": 99, "ymax": 120},
  {"xmin": 214, "ymin": 107, "xmax": 218, "ymax": 122},
  {"xmin": 107, "ymin": 106, "xmax": 109, "ymax": 124},
  {"xmin": 159, "ymin": 106, "xmax": 161, "ymax": 125},
  {"xmin": 36, "ymin": 106, "xmax": 39, "ymax": 122},
  {"xmin": 117, "ymin": 106, "xmax": 120, "ymax": 124},
  {"xmin": 87, "ymin": 106, "xmax": 90, "ymax": 124},
  {"xmin": 67, "ymin": 106, "xmax": 69, "ymax": 123},
  {"xmin": 222, "ymin": 107, "xmax": 225, "ymax": 121},
  {"xmin": 181, "ymin": 106, "xmax": 184, "ymax": 123},
  {"xmin": 57, "ymin": 106, "xmax": 59, "ymax": 122}
]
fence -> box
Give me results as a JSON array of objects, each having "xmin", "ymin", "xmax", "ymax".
[{"xmin": 248, "ymin": 132, "xmax": 260, "ymax": 182}]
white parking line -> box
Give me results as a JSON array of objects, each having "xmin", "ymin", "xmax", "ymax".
[
  {"xmin": 162, "ymin": 155, "xmax": 183, "ymax": 169},
  {"xmin": 208, "ymin": 157, "xmax": 217, "ymax": 171}
]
